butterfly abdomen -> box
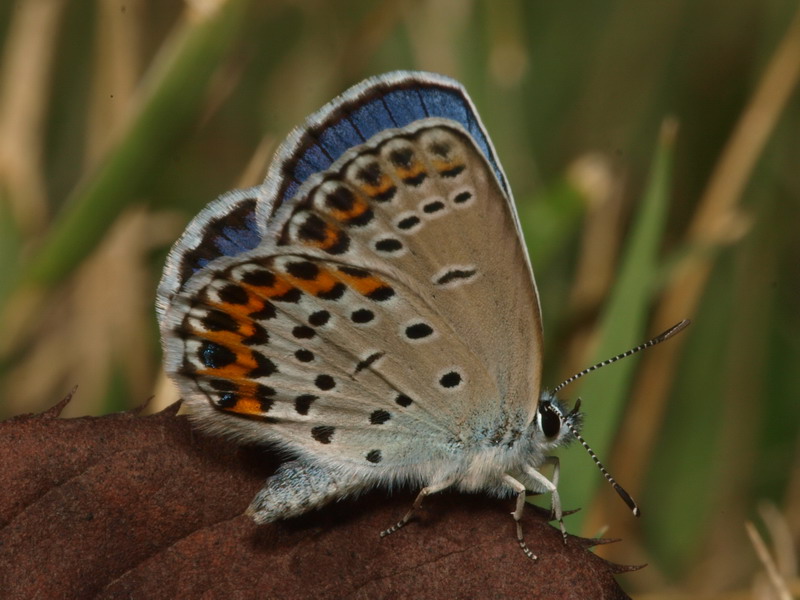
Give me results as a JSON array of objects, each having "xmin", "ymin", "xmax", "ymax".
[{"xmin": 246, "ymin": 458, "xmax": 363, "ymax": 523}]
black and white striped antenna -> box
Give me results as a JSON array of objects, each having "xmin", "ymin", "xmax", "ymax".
[
  {"xmin": 550, "ymin": 319, "xmax": 690, "ymax": 516},
  {"xmin": 553, "ymin": 320, "xmax": 690, "ymax": 395}
]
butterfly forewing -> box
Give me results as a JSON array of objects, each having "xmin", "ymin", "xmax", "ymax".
[{"xmin": 163, "ymin": 120, "xmax": 543, "ymax": 469}]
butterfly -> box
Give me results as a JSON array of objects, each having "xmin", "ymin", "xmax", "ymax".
[{"xmin": 157, "ymin": 71, "xmax": 687, "ymax": 559}]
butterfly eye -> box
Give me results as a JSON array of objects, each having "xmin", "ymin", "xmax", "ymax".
[{"xmin": 540, "ymin": 404, "xmax": 562, "ymax": 438}]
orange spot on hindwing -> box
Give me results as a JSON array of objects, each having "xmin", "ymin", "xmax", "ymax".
[{"xmin": 336, "ymin": 266, "xmax": 395, "ymax": 301}]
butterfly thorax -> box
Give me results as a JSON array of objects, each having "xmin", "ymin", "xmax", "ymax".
[{"xmin": 439, "ymin": 393, "xmax": 580, "ymax": 496}]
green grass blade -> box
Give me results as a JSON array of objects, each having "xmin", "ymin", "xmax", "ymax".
[
  {"xmin": 519, "ymin": 177, "xmax": 587, "ymax": 269},
  {"xmin": 15, "ymin": 0, "xmax": 247, "ymax": 296}
]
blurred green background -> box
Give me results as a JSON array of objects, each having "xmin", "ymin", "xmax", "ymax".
[{"xmin": 0, "ymin": 0, "xmax": 798, "ymax": 597}]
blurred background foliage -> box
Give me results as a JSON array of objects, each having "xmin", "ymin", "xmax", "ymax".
[{"xmin": 0, "ymin": 0, "xmax": 798, "ymax": 597}]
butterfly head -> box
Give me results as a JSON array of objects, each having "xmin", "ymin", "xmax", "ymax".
[
  {"xmin": 533, "ymin": 391, "xmax": 582, "ymax": 451},
  {"xmin": 533, "ymin": 391, "xmax": 641, "ymax": 516},
  {"xmin": 529, "ymin": 319, "xmax": 690, "ymax": 516}
]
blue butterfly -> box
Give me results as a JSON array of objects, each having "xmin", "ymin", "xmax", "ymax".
[{"xmin": 157, "ymin": 71, "xmax": 687, "ymax": 559}]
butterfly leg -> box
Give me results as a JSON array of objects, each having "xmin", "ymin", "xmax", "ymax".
[
  {"xmin": 380, "ymin": 480, "xmax": 453, "ymax": 538},
  {"xmin": 503, "ymin": 474, "xmax": 538, "ymax": 560},
  {"xmin": 523, "ymin": 462, "xmax": 566, "ymax": 544}
]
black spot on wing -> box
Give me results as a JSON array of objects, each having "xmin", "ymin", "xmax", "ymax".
[
  {"xmin": 339, "ymin": 266, "xmax": 370, "ymax": 278},
  {"xmin": 369, "ymin": 409, "xmax": 391, "ymax": 424},
  {"xmin": 357, "ymin": 162, "xmax": 383, "ymax": 186},
  {"xmin": 242, "ymin": 323, "xmax": 269, "ymax": 346},
  {"xmin": 317, "ymin": 282, "xmax": 346, "ymax": 300},
  {"xmin": 395, "ymin": 394, "xmax": 413, "ymax": 407},
  {"xmin": 405, "ymin": 323, "xmax": 434, "ymax": 340},
  {"xmin": 375, "ymin": 238, "xmax": 403, "ymax": 253},
  {"xmin": 439, "ymin": 164, "xmax": 465, "ymax": 178},
  {"xmin": 347, "ymin": 208, "xmax": 374, "ymax": 226},
  {"xmin": 367, "ymin": 286, "xmax": 394, "ymax": 301},
  {"xmin": 308, "ymin": 310, "xmax": 330, "ymax": 327},
  {"xmin": 439, "ymin": 371, "xmax": 462, "ymax": 388},
  {"xmin": 292, "ymin": 325, "xmax": 315, "ymax": 339},
  {"xmin": 312, "ymin": 425, "xmax": 335, "ymax": 444},
  {"xmin": 272, "ymin": 287, "xmax": 303, "ymax": 303},
  {"xmin": 397, "ymin": 215, "xmax": 420, "ymax": 230},
  {"xmin": 389, "ymin": 148, "xmax": 413, "ymax": 168},
  {"xmin": 326, "ymin": 186, "xmax": 357, "ymax": 211},
  {"xmin": 200, "ymin": 342, "xmax": 236, "ymax": 368},
  {"xmin": 242, "ymin": 270, "xmax": 275, "ymax": 287},
  {"xmin": 249, "ymin": 301, "xmax": 277, "ymax": 320},
  {"xmin": 201, "ymin": 309, "xmax": 239, "ymax": 332},
  {"xmin": 295, "ymin": 349, "xmax": 314, "ymax": 362},
  {"xmin": 285, "ymin": 261, "xmax": 319, "ymax": 280},
  {"xmin": 422, "ymin": 200, "xmax": 445, "ymax": 214},
  {"xmin": 429, "ymin": 141, "xmax": 451, "ymax": 157},
  {"xmin": 435, "ymin": 268, "xmax": 477, "ymax": 286},
  {"xmin": 219, "ymin": 284, "xmax": 248, "ymax": 305},
  {"xmin": 351, "ymin": 309, "xmax": 374, "ymax": 323},
  {"xmin": 294, "ymin": 394, "xmax": 317, "ymax": 415},
  {"xmin": 355, "ymin": 352, "xmax": 384, "ymax": 374},
  {"xmin": 402, "ymin": 172, "xmax": 427, "ymax": 187},
  {"xmin": 249, "ymin": 353, "xmax": 278, "ymax": 378},
  {"xmin": 371, "ymin": 186, "xmax": 397, "ymax": 202},
  {"xmin": 315, "ymin": 374, "xmax": 336, "ymax": 390},
  {"xmin": 453, "ymin": 191, "xmax": 472, "ymax": 204},
  {"xmin": 297, "ymin": 213, "xmax": 327, "ymax": 243}
]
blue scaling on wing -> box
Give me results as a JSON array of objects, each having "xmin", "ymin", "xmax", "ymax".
[
  {"xmin": 174, "ymin": 193, "xmax": 261, "ymax": 294},
  {"xmin": 213, "ymin": 210, "xmax": 261, "ymax": 257},
  {"xmin": 317, "ymin": 116, "xmax": 365, "ymax": 161},
  {"xmin": 417, "ymin": 85, "xmax": 502, "ymax": 188},
  {"xmin": 269, "ymin": 72, "xmax": 509, "ymax": 213},
  {"xmin": 292, "ymin": 144, "xmax": 333, "ymax": 184},
  {"xmin": 380, "ymin": 88, "xmax": 427, "ymax": 125},
  {"xmin": 156, "ymin": 190, "xmax": 265, "ymax": 323},
  {"xmin": 348, "ymin": 97, "xmax": 396, "ymax": 141},
  {"xmin": 280, "ymin": 180, "xmax": 300, "ymax": 205}
]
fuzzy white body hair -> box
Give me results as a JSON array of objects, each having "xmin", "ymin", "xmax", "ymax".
[{"xmin": 183, "ymin": 390, "xmax": 576, "ymax": 522}]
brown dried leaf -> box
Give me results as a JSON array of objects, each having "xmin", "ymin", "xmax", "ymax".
[{"xmin": 0, "ymin": 391, "xmax": 635, "ymax": 599}]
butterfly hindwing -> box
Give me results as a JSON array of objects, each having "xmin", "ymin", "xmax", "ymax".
[{"xmin": 165, "ymin": 250, "xmax": 474, "ymax": 469}]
